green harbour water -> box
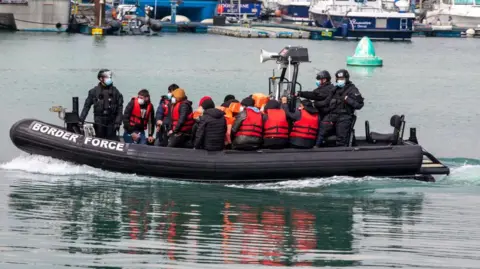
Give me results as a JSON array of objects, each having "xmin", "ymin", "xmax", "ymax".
[{"xmin": 0, "ymin": 32, "xmax": 480, "ymax": 268}]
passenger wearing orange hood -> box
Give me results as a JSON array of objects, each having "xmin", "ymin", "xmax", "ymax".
[
  {"xmin": 251, "ymin": 93, "xmax": 269, "ymax": 112},
  {"xmin": 167, "ymin": 88, "xmax": 194, "ymax": 148}
]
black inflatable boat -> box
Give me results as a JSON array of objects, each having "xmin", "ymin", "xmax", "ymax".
[{"xmin": 9, "ymin": 45, "xmax": 450, "ymax": 183}]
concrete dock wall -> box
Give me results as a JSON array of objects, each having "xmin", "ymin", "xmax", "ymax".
[{"xmin": 0, "ymin": 0, "xmax": 70, "ymax": 31}]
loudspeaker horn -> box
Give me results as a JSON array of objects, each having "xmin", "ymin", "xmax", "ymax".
[{"xmin": 260, "ymin": 49, "xmax": 279, "ymax": 63}]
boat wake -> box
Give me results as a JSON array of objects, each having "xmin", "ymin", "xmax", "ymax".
[
  {"xmin": 0, "ymin": 154, "xmax": 479, "ymax": 189},
  {"xmin": 0, "ymin": 154, "xmax": 154, "ymax": 182}
]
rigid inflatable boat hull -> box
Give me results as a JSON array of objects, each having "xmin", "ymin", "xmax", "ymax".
[{"xmin": 10, "ymin": 119, "xmax": 426, "ymax": 183}]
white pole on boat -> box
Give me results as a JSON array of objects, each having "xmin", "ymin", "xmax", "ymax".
[
  {"xmin": 154, "ymin": 0, "xmax": 157, "ymax": 18},
  {"xmin": 288, "ymin": 56, "xmax": 292, "ymax": 82}
]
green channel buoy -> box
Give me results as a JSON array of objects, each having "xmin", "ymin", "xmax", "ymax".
[{"xmin": 346, "ymin": 36, "xmax": 383, "ymax": 66}]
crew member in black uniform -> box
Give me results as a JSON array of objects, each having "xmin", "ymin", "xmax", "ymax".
[
  {"xmin": 316, "ymin": 69, "xmax": 364, "ymax": 147},
  {"xmin": 79, "ymin": 69, "xmax": 124, "ymax": 140},
  {"xmin": 297, "ymin": 70, "xmax": 336, "ymax": 120}
]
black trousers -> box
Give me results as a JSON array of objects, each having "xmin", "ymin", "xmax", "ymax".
[
  {"xmin": 167, "ymin": 133, "xmax": 193, "ymax": 148},
  {"xmin": 317, "ymin": 115, "xmax": 353, "ymax": 147},
  {"xmin": 93, "ymin": 121, "xmax": 118, "ymax": 141},
  {"xmin": 155, "ymin": 124, "xmax": 170, "ymax": 147}
]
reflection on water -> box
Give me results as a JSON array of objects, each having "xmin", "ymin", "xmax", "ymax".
[
  {"xmin": 347, "ymin": 66, "xmax": 380, "ymax": 77},
  {"xmin": 1, "ymin": 172, "xmax": 434, "ymax": 268}
]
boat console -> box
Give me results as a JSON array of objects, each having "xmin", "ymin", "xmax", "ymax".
[{"xmin": 260, "ymin": 45, "xmax": 309, "ymax": 112}]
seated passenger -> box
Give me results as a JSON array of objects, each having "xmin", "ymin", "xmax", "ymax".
[
  {"xmin": 231, "ymin": 97, "xmax": 263, "ymax": 150},
  {"xmin": 262, "ymin": 100, "xmax": 289, "ymax": 149},
  {"xmin": 167, "ymin": 88, "xmax": 194, "ymax": 148},
  {"xmin": 297, "ymin": 70, "xmax": 336, "ymax": 120},
  {"xmin": 218, "ymin": 94, "xmax": 241, "ymax": 147},
  {"xmin": 193, "ymin": 96, "xmax": 212, "ymax": 121},
  {"xmin": 194, "ymin": 98, "xmax": 227, "ymax": 151},
  {"xmin": 221, "ymin": 94, "xmax": 238, "ymax": 107},
  {"xmin": 191, "ymin": 96, "xmax": 213, "ymax": 143},
  {"xmin": 122, "ymin": 89, "xmax": 155, "ymax": 144},
  {"xmin": 251, "ymin": 93, "xmax": 269, "ymax": 112},
  {"xmin": 316, "ymin": 69, "xmax": 364, "ymax": 147},
  {"xmin": 281, "ymin": 97, "xmax": 318, "ymax": 149},
  {"xmin": 155, "ymin": 83, "xmax": 178, "ymax": 146}
]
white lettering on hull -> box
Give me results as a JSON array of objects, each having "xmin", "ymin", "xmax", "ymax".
[
  {"xmin": 83, "ymin": 137, "xmax": 124, "ymax": 152},
  {"xmin": 30, "ymin": 121, "xmax": 125, "ymax": 152},
  {"xmin": 32, "ymin": 122, "xmax": 79, "ymax": 143}
]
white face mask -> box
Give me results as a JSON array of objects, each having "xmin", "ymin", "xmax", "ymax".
[
  {"xmin": 137, "ymin": 98, "xmax": 145, "ymax": 105},
  {"xmin": 167, "ymin": 93, "xmax": 172, "ymax": 99},
  {"xmin": 239, "ymin": 106, "xmax": 245, "ymax": 112},
  {"xmin": 171, "ymin": 97, "xmax": 176, "ymax": 104}
]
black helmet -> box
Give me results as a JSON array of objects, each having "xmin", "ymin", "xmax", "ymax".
[
  {"xmin": 97, "ymin": 69, "xmax": 112, "ymax": 79},
  {"xmin": 335, "ymin": 69, "xmax": 350, "ymax": 80},
  {"xmin": 316, "ymin": 70, "xmax": 331, "ymax": 81}
]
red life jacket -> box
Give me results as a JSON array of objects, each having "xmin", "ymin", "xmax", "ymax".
[
  {"xmin": 129, "ymin": 97, "xmax": 153, "ymax": 130},
  {"xmin": 235, "ymin": 108, "xmax": 263, "ymax": 138},
  {"xmin": 162, "ymin": 99, "xmax": 170, "ymax": 117},
  {"xmin": 171, "ymin": 101, "xmax": 194, "ymax": 132},
  {"xmin": 290, "ymin": 109, "xmax": 319, "ymax": 140},
  {"xmin": 263, "ymin": 109, "xmax": 289, "ymax": 139}
]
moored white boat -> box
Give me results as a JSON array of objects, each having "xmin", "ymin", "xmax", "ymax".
[{"xmin": 424, "ymin": 0, "xmax": 480, "ymax": 28}]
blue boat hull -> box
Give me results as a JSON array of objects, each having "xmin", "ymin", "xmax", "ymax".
[
  {"xmin": 313, "ymin": 14, "xmax": 414, "ymax": 40},
  {"xmin": 121, "ymin": 0, "xmax": 218, "ymax": 22}
]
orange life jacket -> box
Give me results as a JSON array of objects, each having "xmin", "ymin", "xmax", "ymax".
[
  {"xmin": 252, "ymin": 93, "xmax": 269, "ymax": 110},
  {"xmin": 290, "ymin": 109, "xmax": 319, "ymax": 140},
  {"xmin": 263, "ymin": 109, "xmax": 289, "ymax": 139},
  {"xmin": 172, "ymin": 101, "xmax": 194, "ymax": 132},
  {"xmin": 235, "ymin": 108, "xmax": 263, "ymax": 138},
  {"xmin": 228, "ymin": 101, "xmax": 241, "ymax": 115},
  {"xmin": 129, "ymin": 97, "xmax": 153, "ymax": 130}
]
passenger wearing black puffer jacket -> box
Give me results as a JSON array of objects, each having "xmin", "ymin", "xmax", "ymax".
[{"xmin": 193, "ymin": 98, "xmax": 227, "ymax": 151}]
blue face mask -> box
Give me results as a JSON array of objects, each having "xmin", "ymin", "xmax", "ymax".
[
  {"xmin": 315, "ymin": 80, "xmax": 321, "ymax": 87},
  {"xmin": 336, "ymin": 80, "xmax": 345, "ymax": 87},
  {"xmin": 104, "ymin": 78, "xmax": 113, "ymax": 86}
]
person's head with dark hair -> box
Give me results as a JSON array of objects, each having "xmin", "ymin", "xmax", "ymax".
[
  {"xmin": 137, "ymin": 89, "xmax": 150, "ymax": 105},
  {"xmin": 299, "ymin": 98, "xmax": 318, "ymax": 114},
  {"xmin": 264, "ymin": 99, "xmax": 280, "ymax": 113},
  {"xmin": 241, "ymin": 97, "xmax": 255, "ymax": 108},
  {"xmin": 224, "ymin": 94, "xmax": 235, "ymax": 103},
  {"xmin": 168, "ymin": 84, "xmax": 179, "ymax": 93}
]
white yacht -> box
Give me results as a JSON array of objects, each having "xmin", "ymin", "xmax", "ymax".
[{"xmin": 424, "ymin": 0, "xmax": 480, "ymax": 28}]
